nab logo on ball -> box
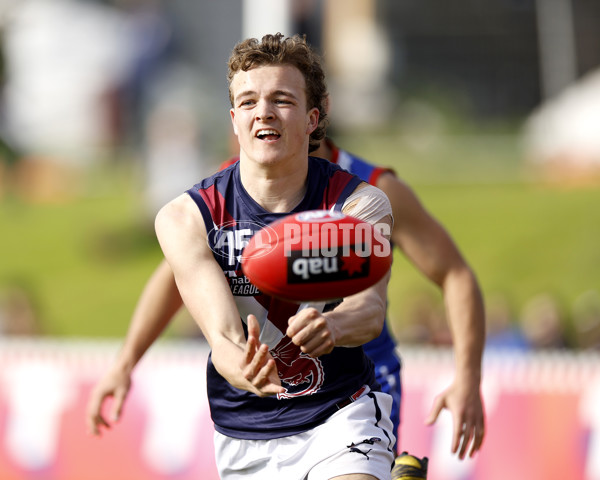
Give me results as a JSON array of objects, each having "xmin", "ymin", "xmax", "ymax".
[{"xmin": 287, "ymin": 249, "xmax": 369, "ymax": 283}]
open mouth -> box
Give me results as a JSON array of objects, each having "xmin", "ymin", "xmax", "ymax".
[{"xmin": 256, "ymin": 129, "xmax": 281, "ymax": 141}]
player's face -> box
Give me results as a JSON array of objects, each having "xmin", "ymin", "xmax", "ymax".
[{"xmin": 230, "ymin": 64, "xmax": 319, "ymax": 166}]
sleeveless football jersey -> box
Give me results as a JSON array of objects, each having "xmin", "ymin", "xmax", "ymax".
[{"xmin": 187, "ymin": 156, "xmax": 380, "ymax": 440}]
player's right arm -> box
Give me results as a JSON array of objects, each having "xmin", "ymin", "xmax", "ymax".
[{"xmin": 154, "ymin": 194, "xmax": 284, "ymax": 397}]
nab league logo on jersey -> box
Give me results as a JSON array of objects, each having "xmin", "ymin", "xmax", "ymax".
[{"xmin": 207, "ymin": 220, "xmax": 277, "ymax": 267}]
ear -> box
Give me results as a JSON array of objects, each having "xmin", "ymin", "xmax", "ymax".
[
  {"xmin": 230, "ymin": 108, "xmax": 239, "ymax": 136},
  {"xmin": 306, "ymin": 107, "xmax": 319, "ymax": 135}
]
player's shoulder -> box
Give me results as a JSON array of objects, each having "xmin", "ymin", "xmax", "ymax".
[
  {"xmin": 156, "ymin": 192, "xmax": 201, "ymax": 228},
  {"xmin": 155, "ymin": 196, "xmax": 199, "ymax": 251}
]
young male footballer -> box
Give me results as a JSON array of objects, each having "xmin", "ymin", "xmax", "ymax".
[{"xmin": 87, "ymin": 33, "xmax": 485, "ymax": 479}]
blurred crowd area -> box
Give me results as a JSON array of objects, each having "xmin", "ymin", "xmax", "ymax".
[
  {"xmin": 3, "ymin": 280, "xmax": 600, "ymax": 351},
  {"xmin": 2, "ymin": 0, "xmax": 600, "ymax": 197},
  {"xmin": 1, "ymin": 0, "xmax": 600, "ymax": 349},
  {"xmin": 393, "ymin": 288, "xmax": 600, "ymax": 352}
]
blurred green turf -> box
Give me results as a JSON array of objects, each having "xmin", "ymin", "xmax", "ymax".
[
  {"xmin": 0, "ymin": 188, "xmax": 164, "ymax": 337},
  {"xmin": 1, "ymin": 132, "xmax": 598, "ymax": 337}
]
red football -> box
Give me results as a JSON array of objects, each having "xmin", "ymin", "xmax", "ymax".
[{"xmin": 241, "ymin": 210, "xmax": 392, "ymax": 302}]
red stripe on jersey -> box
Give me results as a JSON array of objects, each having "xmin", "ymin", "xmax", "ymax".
[
  {"xmin": 321, "ymin": 169, "xmax": 356, "ymax": 209},
  {"xmin": 197, "ymin": 184, "xmax": 236, "ymax": 228}
]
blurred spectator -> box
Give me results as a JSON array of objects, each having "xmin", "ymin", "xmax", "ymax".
[
  {"xmin": 485, "ymin": 293, "xmax": 530, "ymax": 351},
  {"xmin": 0, "ymin": 135, "xmax": 20, "ymax": 199},
  {"xmin": 572, "ymin": 290, "xmax": 600, "ymax": 350},
  {"xmin": 0, "ymin": 286, "xmax": 40, "ymax": 336},
  {"xmin": 0, "ymin": 29, "xmax": 19, "ymax": 199},
  {"xmin": 112, "ymin": 1, "xmax": 211, "ymax": 222},
  {"xmin": 395, "ymin": 290, "xmax": 452, "ymax": 346},
  {"xmin": 2, "ymin": 0, "xmax": 132, "ymax": 164},
  {"xmin": 142, "ymin": 93, "xmax": 207, "ymax": 222},
  {"xmin": 115, "ymin": 0, "xmax": 178, "ymax": 149},
  {"xmin": 323, "ymin": 0, "xmax": 394, "ymax": 129},
  {"xmin": 1, "ymin": 0, "xmax": 133, "ymax": 201},
  {"xmin": 519, "ymin": 293, "xmax": 569, "ymax": 349}
]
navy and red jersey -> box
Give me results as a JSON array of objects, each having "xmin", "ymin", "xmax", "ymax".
[
  {"xmin": 218, "ymin": 142, "xmax": 398, "ymax": 365},
  {"xmin": 186, "ymin": 156, "xmax": 380, "ymax": 440}
]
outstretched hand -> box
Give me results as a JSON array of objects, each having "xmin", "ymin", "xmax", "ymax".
[
  {"xmin": 241, "ymin": 314, "xmax": 285, "ymax": 397},
  {"xmin": 86, "ymin": 366, "xmax": 132, "ymax": 436},
  {"xmin": 425, "ymin": 378, "xmax": 485, "ymax": 459}
]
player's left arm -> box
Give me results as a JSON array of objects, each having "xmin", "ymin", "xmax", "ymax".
[
  {"xmin": 286, "ymin": 182, "xmax": 392, "ymax": 357},
  {"xmin": 377, "ymin": 172, "xmax": 486, "ymax": 459}
]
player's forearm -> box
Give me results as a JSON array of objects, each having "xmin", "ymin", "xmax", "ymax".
[
  {"xmin": 443, "ymin": 266, "xmax": 485, "ymax": 382},
  {"xmin": 324, "ymin": 271, "xmax": 389, "ymax": 347},
  {"xmin": 115, "ymin": 265, "xmax": 183, "ymax": 373},
  {"xmin": 115, "ymin": 312, "xmax": 175, "ymax": 373},
  {"xmin": 210, "ymin": 335, "xmax": 271, "ymax": 394},
  {"xmin": 210, "ymin": 340, "xmax": 248, "ymax": 387},
  {"xmin": 179, "ymin": 286, "xmax": 252, "ymax": 390}
]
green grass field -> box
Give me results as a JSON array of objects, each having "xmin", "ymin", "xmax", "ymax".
[{"xmin": 1, "ymin": 132, "xmax": 598, "ymax": 339}]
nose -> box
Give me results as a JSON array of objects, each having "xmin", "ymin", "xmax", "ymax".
[{"xmin": 255, "ymin": 100, "xmax": 275, "ymax": 121}]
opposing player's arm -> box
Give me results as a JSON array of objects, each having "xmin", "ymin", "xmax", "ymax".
[
  {"xmin": 155, "ymin": 194, "xmax": 284, "ymax": 396},
  {"xmin": 377, "ymin": 172, "xmax": 485, "ymax": 458},
  {"xmin": 86, "ymin": 259, "xmax": 184, "ymax": 436},
  {"xmin": 377, "ymin": 173, "xmax": 484, "ymax": 381},
  {"xmin": 117, "ymin": 260, "xmax": 182, "ymax": 366}
]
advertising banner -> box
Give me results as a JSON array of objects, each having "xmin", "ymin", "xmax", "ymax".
[{"xmin": 0, "ymin": 339, "xmax": 598, "ymax": 480}]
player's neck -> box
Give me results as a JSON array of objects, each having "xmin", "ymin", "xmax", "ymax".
[
  {"xmin": 239, "ymin": 155, "xmax": 309, "ymax": 213},
  {"xmin": 312, "ymin": 139, "xmax": 333, "ymax": 162}
]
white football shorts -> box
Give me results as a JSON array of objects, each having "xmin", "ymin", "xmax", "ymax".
[{"xmin": 214, "ymin": 386, "xmax": 396, "ymax": 480}]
